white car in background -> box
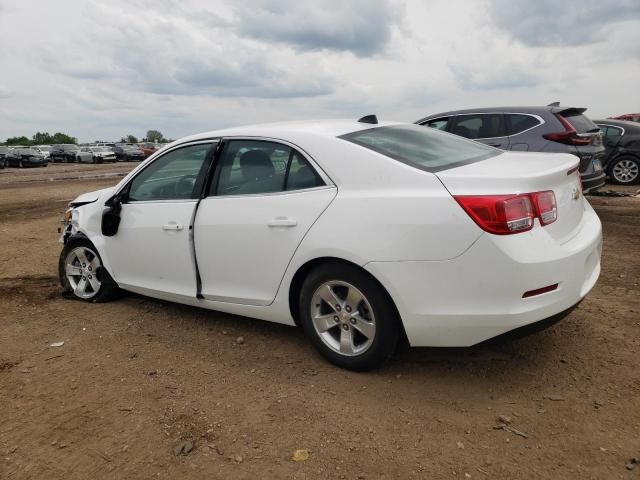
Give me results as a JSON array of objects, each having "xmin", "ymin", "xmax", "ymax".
[
  {"xmin": 58, "ymin": 117, "xmax": 602, "ymax": 370},
  {"xmin": 33, "ymin": 145, "xmax": 52, "ymax": 159},
  {"xmin": 77, "ymin": 146, "xmax": 117, "ymax": 164}
]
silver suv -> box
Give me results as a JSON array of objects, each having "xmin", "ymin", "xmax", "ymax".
[{"xmin": 416, "ymin": 105, "xmax": 606, "ymax": 192}]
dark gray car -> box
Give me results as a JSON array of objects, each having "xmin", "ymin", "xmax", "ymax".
[{"xmin": 416, "ymin": 105, "xmax": 606, "ymax": 192}]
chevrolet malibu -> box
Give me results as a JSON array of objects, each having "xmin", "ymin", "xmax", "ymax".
[{"xmin": 58, "ymin": 117, "xmax": 602, "ymax": 370}]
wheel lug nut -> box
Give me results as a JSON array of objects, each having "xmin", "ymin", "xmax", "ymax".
[
  {"xmin": 334, "ymin": 316, "xmax": 339, "ymax": 322},
  {"xmin": 335, "ymin": 305, "xmax": 341, "ymax": 312},
  {"xmin": 345, "ymin": 306, "xmax": 352, "ymax": 313},
  {"xmin": 88, "ymin": 275, "xmax": 92, "ymax": 279},
  {"xmin": 342, "ymin": 324, "xmax": 349, "ymax": 330},
  {"xmin": 350, "ymin": 318, "xmax": 356, "ymax": 325}
]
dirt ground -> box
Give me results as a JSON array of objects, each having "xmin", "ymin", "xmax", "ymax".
[{"xmin": 1, "ymin": 164, "xmax": 639, "ymax": 480}]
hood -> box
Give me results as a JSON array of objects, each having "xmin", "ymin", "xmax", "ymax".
[{"xmin": 69, "ymin": 187, "xmax": 116, "ymax": 207}]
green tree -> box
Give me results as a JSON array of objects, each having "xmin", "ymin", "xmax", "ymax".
[
  {"xmin": 5, "ymin": 136, "xmax": 32, "ymax": 146},
  {"xmin": 145, "ymin": 130, "xmax": 164, "ymax": 143},
  {"xmin": 32, "ymin": 132, "xmax": 53, "ymax": 144},
  {"xmin": 50, "ymin": 132, "xmax": 77, "ymax": 144},
  {"xmin": 121, "ymin": 134, "xmax": 138, "ymax": 143}
]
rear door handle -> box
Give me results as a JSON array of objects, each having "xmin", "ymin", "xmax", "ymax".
[
  {"xmin": 162, "ymin": 222, "xmax": 184, "ymax": 231},
  {"xmin": 267, "ymin": 217, "xmax": 297, "ymax": 228}
]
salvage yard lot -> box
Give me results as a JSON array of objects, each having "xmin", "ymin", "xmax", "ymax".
[{"xmin": 0, "ymin": 164, "xmax": 639, "ymax": 479}]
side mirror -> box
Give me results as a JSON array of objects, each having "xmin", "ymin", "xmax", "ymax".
[{"xmin": 101, "ymin": 195, "xmax": 123, "ymax": 237}]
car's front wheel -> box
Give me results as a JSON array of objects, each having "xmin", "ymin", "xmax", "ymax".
[
  {"xmin": 59, "ymin": 238, "xmax": 119, "ymax": 302},
  {"xmin": 299, "ymin": 263, "xmax": 400, "ymax": 371},
  {"xmin": 609, "ymin": 156, "xmax": 640, "ymax": 185}
]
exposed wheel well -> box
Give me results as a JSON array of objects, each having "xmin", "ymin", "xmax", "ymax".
[{"xmin": 287, "ymin": 257, "xmax": 407, "ymax": 342}]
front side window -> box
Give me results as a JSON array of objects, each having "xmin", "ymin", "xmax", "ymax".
[
  {"xmin": 452, "ymin": 114, "xmax": 505, "ymax": 139},
  {"xmin": 213, "ymin": 140, "xmax": 323, "ymax": 196},
  {"xmin": 127, "ymin": 143, "xmax": 213, "ymax": 202},
  {"xmin": 340, "ymin": 124, "xmax": 500, "ymax": 172}
]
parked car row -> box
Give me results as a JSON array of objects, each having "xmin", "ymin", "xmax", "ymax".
[
  {"xmin": 0, "ymin": 147, "xmax": 48, "ymax": 168},
  {"xmin": 0, "ymin": 142, "xmax": 163, "ymax": 167}
]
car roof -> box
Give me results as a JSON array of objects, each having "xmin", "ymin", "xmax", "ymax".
[
  {"xmin": 415, "ymin": 106, "xmax": 588, "ymax": 123},
  {"xmin": 593, "ymin": 119, "xmax": 640, "ymax": 130},
  {"xmin": 176, "ymin": 119, "xmax": 403, "ymax": 145}
]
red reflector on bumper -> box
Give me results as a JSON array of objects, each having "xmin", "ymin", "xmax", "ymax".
[{"xmin": 522, "ymin": 283, "xmax": 559, "ymax": 298}]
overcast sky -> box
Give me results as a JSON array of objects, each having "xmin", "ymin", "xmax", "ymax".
[{"xmin": 0, "ymin": 0, "xmax": 638, "ymax": 142}]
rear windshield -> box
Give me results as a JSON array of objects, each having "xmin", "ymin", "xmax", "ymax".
[
  {"xmin": 339, "ymin": 124, "xmax": 499, "ymax": 172},
  {"xmin": 561, "ymin": 111, "xmax": 598, "ymax": 133}
]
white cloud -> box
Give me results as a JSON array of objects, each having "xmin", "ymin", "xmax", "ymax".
[{"xmin": 0, "ymin": 0, "xmax": 638, "ymax": 142}]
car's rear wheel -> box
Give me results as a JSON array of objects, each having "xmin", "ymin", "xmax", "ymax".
[
  {"xmin": 299, "ymin": 263, "xmax": 400, "ymax": 371},
  {"xmin": 609, "ymin": 156, "xmax": 640, "ymax": 185},
  {"xmin": 59, "ymin": 238, "xmax": 119, "ymax": 302}
]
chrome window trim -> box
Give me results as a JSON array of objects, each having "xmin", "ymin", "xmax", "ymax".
[
  {"xmin": 595, "ymin": 123, "xmax": 625, "ymax": 137},
  {"xmin": 420, "ymin": 112, "xmax": 545, "ymax": 140},
  {"xmin": 504, "ymin": 113, "xmax": 545, "ymax": 137}
]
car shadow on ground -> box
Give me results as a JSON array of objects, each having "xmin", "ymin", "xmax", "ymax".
[{"xmin": 113, "ymin": 289, "xmax": 571, "ymax": 384}]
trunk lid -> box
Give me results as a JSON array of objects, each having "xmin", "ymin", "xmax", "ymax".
[{"xmin": 436, "ymin": 151, "xmax": 584, "ymax": 243}]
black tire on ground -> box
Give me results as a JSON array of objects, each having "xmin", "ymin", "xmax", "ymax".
[
  {"xmin": 59, "ymin": 237, "xmax": 120, "ymax": 303},
  {"xmin": 608, "ymin": 156, "xmax": 640, "ymax": 185},
  {"xmin": 298, "ymin": 262, "xmax": 401, "ymax": 371}
]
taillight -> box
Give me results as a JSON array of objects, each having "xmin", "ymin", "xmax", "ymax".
[
  {"xmin": 543, "ymin": 115, "xmax": 592, "ymax": 146},
  {"xmin": 455, "ymin": 191, "xmax": 557, "ymax": 235},
  {"xmin": 454, "ymin": 194, "xmax": 535, "ymax": 235},
  {"xmin": 531, "ymin": 190, "xmax": 557, "ymax": 225}
]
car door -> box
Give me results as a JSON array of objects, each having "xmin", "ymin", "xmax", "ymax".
[
  {"xmin": 597, "ymin": 124, "xmax": 623, "ymax": 163},
  {"xmin": 450, "ymin": 113, "xmax": 509, "ymax": 149},
  {"xmin": 194, "ymin": 138, "xmax": 337, "ymax": 306},
  {"xmin": 103, "ymin": 141, "xmax": 216, "ymax": 299}
]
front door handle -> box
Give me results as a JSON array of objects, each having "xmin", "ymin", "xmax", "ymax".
[
  {"xmin": 162, "ymin": 222, "xmax": 184, "ymax": 231},
  {"xmin": 267, "ymin": 217, "xmax": 297, "ymax": 228}
]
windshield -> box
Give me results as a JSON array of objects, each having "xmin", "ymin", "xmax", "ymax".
[{"xmin": 340, "ymin": 124, "xmax": 500, "ymax": 172}]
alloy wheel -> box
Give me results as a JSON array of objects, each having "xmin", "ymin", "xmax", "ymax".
[
  {"xmin": 64, "ymin": 246, "xmax": 102, "ymax": 299},
  {"xmin": 612, "ymin": 159, "xmax": 639, "ymax": 184},
  {"xmin": 310, "ymin": 281, "xmax": 376, "ymax": 356}
]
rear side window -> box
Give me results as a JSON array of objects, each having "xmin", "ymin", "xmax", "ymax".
[
  {"xmin": 423, "ymin": 117, "xmax": 449, "ymax": 130},
  {"xmin": 340, "ymin": 125, "xmax": 500, "ymax": 172},
  {"xmin": 560, "ymin": 111, "xmax": 598, "ymax": 133},
  {"xmin": 603, "ymin": 126, "xmax": 622, "ymax": 139},
  {"xmin": 505, "ymin": 114, "xmax": 541, "ymax": 135},
  {"xmin": 451, "ymin": 114, "xmax": 505, "ymax": 139},
  {"xmin": 213, "ymin": 140, "xmax": 324, "ymax": 196}
]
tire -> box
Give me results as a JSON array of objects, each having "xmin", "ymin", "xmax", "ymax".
[
  {"xmin": 298, "ymin": 263, "xmax": 400, "ymax": 371},
  {"xmin": 609, "ymin": 156, "xmax": 640, "ymax": 185},
  {"xmin": 59, "ymin": 237, "xmax": 120, "ymax": 303}
]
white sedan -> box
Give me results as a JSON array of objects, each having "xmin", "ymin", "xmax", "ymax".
[
  {"xmin": 58, "ymin": 117, "xmax": 602, "ymax": 370},
  {"xmin": 77, "ymin": 147, "xmax": 117, "ymax": 164}
]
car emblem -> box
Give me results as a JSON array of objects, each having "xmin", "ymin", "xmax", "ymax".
[{"xmin": 571, "ymin": 187, "xmax": 580, "ymax": 200}]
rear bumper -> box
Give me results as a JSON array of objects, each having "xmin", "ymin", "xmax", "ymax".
[
  {"xmin": 365, "ymin": 204, "xmax": 602, "ymax": 347},
  {"xmin": 581, "ymin": 171, "xmax": 606, "ymax": 193}
]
